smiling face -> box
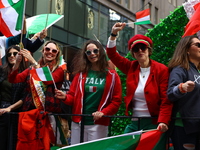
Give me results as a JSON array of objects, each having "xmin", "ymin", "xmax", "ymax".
[
  {"xmin": 43, "ymin": 42, "xmax": 59, "ymax": 62},
  {"xmin": 7, "ymin": 48, "xmax": 19, "ymax": 65},
  {"xmin": 132, "ymin": 43, "xmax": 150, "ymax": 65},
  {"xmin": 85, "ymin": 43, "xmax": 99, "ymax": 64}
]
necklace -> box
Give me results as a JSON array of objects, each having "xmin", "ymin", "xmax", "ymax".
[{"xmin": 140, "ymin": 67, "xmax": 150, "ymax": 78}]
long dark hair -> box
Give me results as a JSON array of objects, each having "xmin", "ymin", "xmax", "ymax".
[
  {"xmin": 72, "ymin": 40, "xmax": 108, "ymax": 74},
  {"xmin": 1, "ymin": 45, "xmax": 26, "ymax": 77},
  {"xmin": 168, "ymin": 35, "xmax": 199, "ymax": 72}
]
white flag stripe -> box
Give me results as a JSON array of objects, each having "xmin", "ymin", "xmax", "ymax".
[
  {"xmin": 1, "ymin": 7, "xmax": 21, "ymax": 35},
  {"xmin": 36, "ymin": 68, "xmax": 47, "ymax": 81},
  {"xmin": 136, "ymin": 15, "xmax": 150, "ymax": 22}
]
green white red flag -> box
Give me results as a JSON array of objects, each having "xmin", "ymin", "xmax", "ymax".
[
  {"xmin": 58, "ymin": 131, "xmax": 142, "ymax": 150},
  {"xmin": 86, "ymin": 86, "xmax": 97, "ymax": 92},
  {"xmin": 30, "ymin": 66, "xmax": 53, "ymax": 81},
  {"xmin": 59, "ymin": 55, "xmax": 67, "ymax": 70},
  {"xmin": 135, "ymin": 8, "xmax": 151, "ymax": 25},
  {"xmin": 182, "ymin": 3, "xmax": 200, "ymax": 37},
  {"xmin": 26, "ymin": 14, "xmax": 64, "ymax": 35},
  {"xmin": 0, "ymin": 0, "xmax": 25, "ymax": 37}
]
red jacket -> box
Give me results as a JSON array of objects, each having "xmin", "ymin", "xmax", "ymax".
[
  {"xmin": 63, "ymin": 69, "xmax": 122, "ymax": 126},
  {"xmin": 17, "ymin": 109, "xmax": 55, "ymax": 150},
  {"xmin": 106, "ymin": 46, "xmax": 173, "ymax": 125}
]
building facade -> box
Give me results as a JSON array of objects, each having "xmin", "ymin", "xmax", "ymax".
[{"xmin": 26, "ymin": 0, "xmax": 187, "ymax": 68}]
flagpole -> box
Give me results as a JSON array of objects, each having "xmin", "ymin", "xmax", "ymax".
[
  {"xmin": 19, "ymin": 0, "xmax": 27, "ymax": 50},
  {"xmin": 47, "ymin": 66, "xmax": 57, "ymax": 89},
  {"xmin": 142, "ymin": 128, "xmax": 157, "ymax": 133}
]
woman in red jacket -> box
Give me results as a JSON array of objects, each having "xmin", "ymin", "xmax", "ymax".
[
  {"xmin": 106, "ymin": 22, "xmax": 173, "ymax": 149},
  {"xmin": 55, "ymin": 40, "xmax": 122, "ymax": 145}
]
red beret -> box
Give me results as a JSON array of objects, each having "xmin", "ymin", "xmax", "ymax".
[{"xmin": 128, "ymin": 34, "xmax": 153, "ymax": 50}]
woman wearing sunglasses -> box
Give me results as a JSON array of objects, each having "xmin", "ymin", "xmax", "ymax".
[
  {"xmin": 106, "ymin": 22, "xmax": 173, "ymax": 149},
  {"xmin": 9, "ymin": 40, "xmax": 64, "ymax": 113},
  {"xmin": 55, "ymin": 39, "xmax": 122, "ymax": 144},
  {"xmin": 0, "ymin": 45, "xmax": 27, "ymax": 150},
  {"xmin": 8, "ymin": 41, "xmax": 65, "ymax": 149},
  {"xmin": 167, "ymin": 35, "xmax": 200, "ymax": 149}
]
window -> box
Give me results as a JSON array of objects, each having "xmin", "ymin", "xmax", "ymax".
[
  {"xmin": 154, "ymin": 7, "xmax": 158, "ymax": 24},
  {"xmin": 125, "ymin": 0, "xmax": 130, "ymax": 9},
  {"xmin": 141, "ymin": 0, "xmax": 145, "ymax": 10}
]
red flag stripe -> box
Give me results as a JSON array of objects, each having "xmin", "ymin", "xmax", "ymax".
[{"xmin": 0, "ymin": 13, "xmax": 14, "ymax": 37}]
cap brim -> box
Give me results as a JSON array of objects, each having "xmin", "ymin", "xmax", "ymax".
[{"xmin": 130, "ymin": 41, "xmax": 149, "ymax": 50}]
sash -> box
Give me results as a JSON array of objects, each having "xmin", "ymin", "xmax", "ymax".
[{"xmin": 30, "ymin": 75, "xmax": 46, "ymax": 110}]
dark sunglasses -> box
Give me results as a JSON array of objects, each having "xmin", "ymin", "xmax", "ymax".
[
  {"xmin": 132, "ymin": 44, "xmax": 147, "ymax": 53},
  {"xmin": 44, "ymin": 47, "xmax": 58, "ymax": 54},
  {"xmin": 85, "ymin": 49, "xmax": 99, "ymax": 56},
  {"xmin": 191, "ymin": 42, "xmax": 200, "ymax": 48},
  {"xmin": 7, "ymin": 52, "xmax": 18, "ymax": 57}
]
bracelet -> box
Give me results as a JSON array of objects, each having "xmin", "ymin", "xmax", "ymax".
[
  {"xmin": 179, "ymin": 83, "xmax": 187, "ymax": 93},
  {"xmin": 110, "ymin": 33, "xmax": 118, "ymax": 37},
  {"xmin": 32, "ymin": 62, "xmax": 38, "ymax": 67}
]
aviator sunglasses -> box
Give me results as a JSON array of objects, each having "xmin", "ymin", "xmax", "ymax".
[
  {"xmin": 132, "ymin": 44, "xmax": 147, "ymax": 53},
  {"xmin": 191, "ymin": 42, "xmax": 200, "ymax": 48},
  {"xmin": 44, "ymin": 47, "xmax": 58, "ymax": 54},
  {"xmin": 7, "ymin": 52, "xmax": 18, "ymax": 57},
  {"xmin": 85, "ymin": 49, "xmax": 99, "ymax": 56}
]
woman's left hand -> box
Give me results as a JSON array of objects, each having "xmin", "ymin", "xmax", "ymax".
[
  {"xmin": 0, "ymin": 108, "xmax": 11, "ymax": 115},
  {"xmin": 157, "ymin": 123, "xmax": 168, "ymax": 132},
  {"xmin": 92, "ymin": 111, "xmax": 104, "ymax": 121}
]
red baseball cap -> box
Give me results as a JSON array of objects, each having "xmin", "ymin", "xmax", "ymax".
[{"xmin": 128, "ymin": 34, "xmax": 153, "ymax": 50}]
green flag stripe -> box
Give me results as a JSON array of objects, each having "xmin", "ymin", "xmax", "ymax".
[
  {"xmin": 42, "ymin": 67, "xmax": 53, "ymax": 81},
  {"xmin": 59, "ymin": 132, "xmax": 141, "ymax": 150},
  {"xmin": 135, "ymin": 20, "xmax": 151, "ymax": 25}
]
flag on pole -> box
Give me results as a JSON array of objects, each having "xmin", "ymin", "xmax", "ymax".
[
  {"xmin": 182, "ymin": 3, "xmax": 200, "ymax": 37},
  {"xmin": 26, "ymin": 14, "xmax": 64, "ymax": 35},
  {"xmin": 0, "ymin": 0, "xmax": 25, "ymax": 37},
  {"xmin": 135, "ymin": 8, "xmax": 151, "ymax": 25},
  {"xmin": 59, "ymin": 55, "xmax": 67, "ymax": 70},
  {"xmin": 30, "ymin": 66, "xmax": 53, "ymax": 81},
  {"xmin": 58, "ymin": 131, "xmax": 142, "ymax": 150}
]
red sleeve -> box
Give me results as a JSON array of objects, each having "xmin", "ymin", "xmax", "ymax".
[
  {"xmin": 101, "ymin": 71, "xmax": 122, "ymax": 115},
  {"xmin": 106, "ymin": 46, "xmax": 132, "ymax": 75},
  {"xmin": 64, "ymin": 73, "xmax": 80, "ymax": 106},
  {"xmin": 157, "ymin": 66, "xmax": 173, "ymax": 125},
  {"xmin": 8, "ymin": 68, "xmax": 29, "ymax": 83}
]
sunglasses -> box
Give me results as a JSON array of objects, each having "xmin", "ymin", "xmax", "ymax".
[
  {"xmin": 85, "ymin": 49, "xmax": 99, "ymax": 56},
  {"xmin": 44, "ymin": 47, "xmax": 58, "ymax": 54},
  {"xmin": 7, "ymin": 52, "xmax": 18, "ymax": 57},
  {"xmin": 132, "ymin": 44, "xmax": 147, "ymax": 53},
  {"xmin": 191, "ymin": 42, "xmax": 200, "ymax": 48}
]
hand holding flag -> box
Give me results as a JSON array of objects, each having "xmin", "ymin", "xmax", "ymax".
[{"xmin": 30, "ymin": 66, "xmax": 57, "ymax": 89}]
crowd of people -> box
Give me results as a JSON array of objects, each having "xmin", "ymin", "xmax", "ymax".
[{"xmin": 0, "ymin": 20, "xmax": 200, "ymax": 150}]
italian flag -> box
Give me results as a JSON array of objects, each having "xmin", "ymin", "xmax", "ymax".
[
  {"xmin": 182, "ymin": 3, "xmax": 200, "ymax": 37},
  {"xmin": 135, "ymin": 8, "xmax": 151, "ymax": 25},
  {"xmin": 26, "ymin": 14, "xmax": 64, "ymax": 35},
  {"xmin": 58, "ymin": 131, "xmax": 142, "ymax": 150},
  {"xmin": 0, "ymin": 0, "xmax": 25, "ymax": 37},
  {"xmin": 86, "ymin": 86, "xmax": 97, "ymax": 92},
  {"xmin": 59, "ymin": 55, "xmax": 67, "ymax": 70},
  {"xmin": 30, "ymin": 66, "xmax": 53, "ymax": 81}
]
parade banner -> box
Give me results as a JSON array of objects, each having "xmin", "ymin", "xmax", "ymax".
[{"xmin": 58, "ymin": 131, "xmax": 142, "ymax": 150}]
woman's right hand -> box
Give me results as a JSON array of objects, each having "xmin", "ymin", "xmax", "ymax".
[
  {"xmin": 55, "ymin": 89, "xmax": 66, "ymax": 100},
  {"xmin": 182, "ymin": 81, "xmax": 195, "ymax": 92},
  {"xmin": 111, "ymin": 22, "xmax": 126, "ymax": 35}
]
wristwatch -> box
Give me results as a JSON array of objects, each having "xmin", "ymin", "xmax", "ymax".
[{"xmin": 111, "ymin": 33, "xmax": 118, "ymax": 37}]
